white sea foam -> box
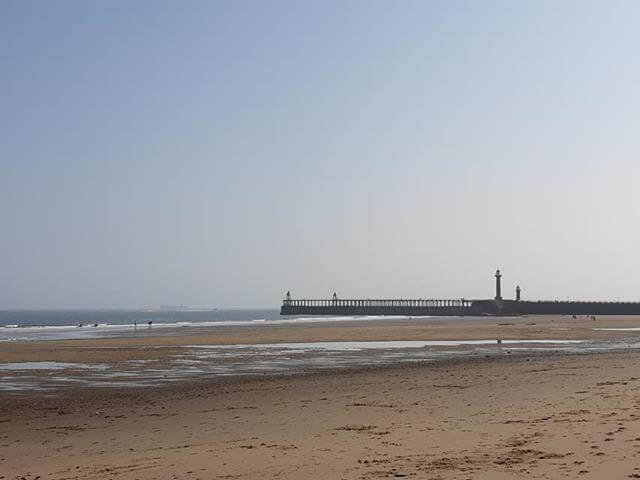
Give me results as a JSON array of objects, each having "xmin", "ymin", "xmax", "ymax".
[
  {"xmin": 0, "ymin": 315, "xmax": 448, "ymax": 341},
  {"xmin": 0, "ymin": 316, "xmax": 386, "ymax": 330}
]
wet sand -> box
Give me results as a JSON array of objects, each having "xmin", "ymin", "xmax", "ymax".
[
  {"xmin": 2, "ymin": 314, "xmax": 640, "ymax": 364},
  {"xmin": 3, "ymin": 315, "xmax": 640, "ymax": 479}
]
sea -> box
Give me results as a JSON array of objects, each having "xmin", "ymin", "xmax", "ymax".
[
  {"xmin": 0, "ymin": 309, "xmax": 415, "ymax": 342},
  {"xmin": 0, "ymin": 309, "xmax": 280, "ymax": 341},
  {"xmin": 0, "ymin": 309, "xmax": 281, "ymax": 328}
]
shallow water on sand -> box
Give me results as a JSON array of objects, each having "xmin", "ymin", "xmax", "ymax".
[
  {"xmin": 187, "ymin": 340, "xmax": 583, "ymax": 351},
  {"xmin": 0, "ymin": 362, "xmax": 109, "ymax": 371},
  {"xmin": 3, "ymin": 338, "xmax": 638, "ymax": 393},
  {"xmin": 593, "ymin": 327, "xmax": 640, "ymax": 331}
]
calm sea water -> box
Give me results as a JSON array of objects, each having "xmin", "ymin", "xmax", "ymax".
[
  {"xmin": 0, "ymin": 309, "xmax": 286, "ymax": 341},
  {"xmin": 0, "ymin": 309, "xmax": 281, "ymax": 328},
  {"xmin": 0, "ymin": 309, "xmax": 425, "ymax": 341}
]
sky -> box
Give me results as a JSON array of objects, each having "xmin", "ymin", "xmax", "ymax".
[{"xmin": 2, "ymin": 0, "xmax": 640, "ymax": 309}]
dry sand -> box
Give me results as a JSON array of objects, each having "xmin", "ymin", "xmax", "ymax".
[{"xmin": 3, "ymin": 315, "xmax": 640, "ymax": 479}]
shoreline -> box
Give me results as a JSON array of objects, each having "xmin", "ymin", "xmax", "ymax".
[
  {"xmin": 3, "ymin": 312, "xmax": 640, "ymax": 344},
  {"xmin": 3, "ymin": 314, "xmax": 640, "ymax": 393},
  {"xmin": 4, "ymin": 313, "xmax": 640, "ymax": 350}
]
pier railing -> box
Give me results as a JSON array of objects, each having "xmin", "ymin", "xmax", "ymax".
[{"xmin": 282, "ymin": 298, "xmax": 473, "ymax": 308}]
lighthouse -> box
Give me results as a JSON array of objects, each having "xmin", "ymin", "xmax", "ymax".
[{"xmin": 495, "ymin": 269, "xmax": 502, "ymax": 302}]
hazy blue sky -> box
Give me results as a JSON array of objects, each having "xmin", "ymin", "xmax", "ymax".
[{"xmin": 3, "ymin": 0, "xmax": 640, "ymax": 308}]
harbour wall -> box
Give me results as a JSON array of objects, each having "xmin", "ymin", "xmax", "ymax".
[
  {"xmin": 281, "ymin": 299, "xmax": 640, "ymax": 316},
  {"xmin": 502, "ymin": 300, "xmax": 640, "ymax": 316}
]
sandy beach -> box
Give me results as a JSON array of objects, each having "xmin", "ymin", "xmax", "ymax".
[
  {"xmin": 3, "ymin": 350, "xmax": 640, "ymax": 479},
  {"xmin": 2, "ymin": 315, "xmax": 640, "ymax": 478}
]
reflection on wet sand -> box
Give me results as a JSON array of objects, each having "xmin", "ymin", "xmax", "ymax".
[{"xmin": 5, "ymin": 337, "xmax": 640, "ymax": 392}]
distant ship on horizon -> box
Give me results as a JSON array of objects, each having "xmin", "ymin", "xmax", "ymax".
[{"xmin": 157, "ymin": 305, "xmax": 218, "ymax": 312}]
